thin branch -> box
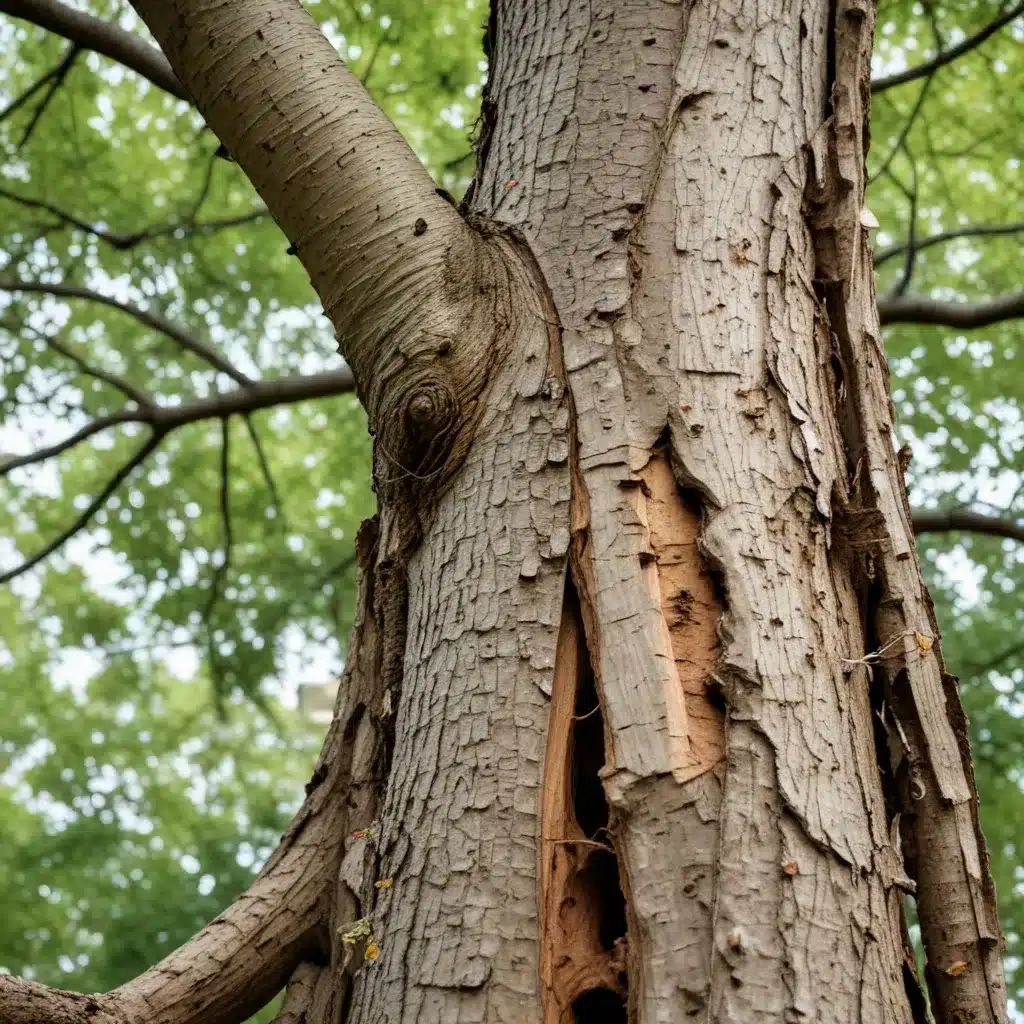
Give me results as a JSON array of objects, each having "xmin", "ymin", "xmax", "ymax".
[
  {"xmin": 882, "ymin": 143, "xmax": 920, "ymax": 298},
  {"xmin": 358, "ymin": 27, "xmax": 395, "ymax": 87},
  {"xmin": 184, "ymin": 148, "xmax": 219, "ymax": 225},
  {"xmin": 2, "ymin": 411, "xmax": 138, "ymax": 473},
  {"xmin": 878, "ymin": 291, "xmax": 1024, "ymax": 329},
  {"xmin": 0, "ymin": 0, "xmax": 192, "ymax": 103},
  {"xmin": 0, "ymin": 186, "xmax": 269, "ymax": 250},
  {"xmin": 1, "ymin": 368, "xmax": 355, "ymax": 477},
  {"xmin": 0, "ymin": 49, "xmax": 66, "ymax": 122},
  {"xmin": 0, "ymin": 277, "xmax": 254, "ymax": 385},
  {"xmin": 204, "ymin": 417, "xmax": 233, "ymax": 698},
  {"xmin": 868, "ymin": 74, "xmax": 933, "ymax": 186},
  {"xmin": 17, "ymin": 42, "xmax": 78, "ymax": 148},
  {"xmin": 9, "ymin": 318, "xmax": 153, "ymax": 406},
  {"xmin": 871, "ymin": 0, "xmax": 1024, "ymax": 93},
  {"xmin": 243, "ymin": 414, "xmax": 284, "ymax": 520},
  {"xmin": 875, "ymin": 222, "xmax": 1024, "ymax": 266},
  {"xmin": 911, "ymin": 509, "xmax": 1024, "ymax": 544},
  {"xmin": 0, "ymin": 429, "xmax": 164, "ymax": 583}
]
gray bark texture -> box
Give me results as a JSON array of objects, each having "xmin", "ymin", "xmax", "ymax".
[{"xmin": 0, "ymin": 1, "xmax": 1007, "ymax": 1023}]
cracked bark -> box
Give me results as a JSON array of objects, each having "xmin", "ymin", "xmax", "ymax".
[{"xmin": 1, "ymin": 1, "xmax": 1007, "ymax": 1023}]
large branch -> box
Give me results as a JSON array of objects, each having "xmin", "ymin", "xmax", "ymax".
[
  {"xmin": 0, "ymin": 0, "xmax": 191, "ymax": 103},
  {"xmin": 912, "ymin": 509, "xmax": 1024, "ymax": 544},
  {"xmin": 871, "ymin": 0, "xmax": 1024, "ymax": 93},
  {"xmin": 877, "ymin": 291, "xmax": 1024, "ymax": 329},
  {"xmin": 127, "ymin": 0, "xmax": 476, "ymax": 403}
]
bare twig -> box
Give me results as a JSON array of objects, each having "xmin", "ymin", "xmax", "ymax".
[
  {"xmin": 874, "ymin": 222, "xmax": 1024, "ymax": 267},
  {"xmin": 0, "ymin": 186, "xmax": 269, "ymax": 250},
  {"xmin": 17, "ymin": 42, "xmax": 78, "ymax": 148},
  {"xmin": 0, "ymin": 0, "xmax": 191, "ymax": 103},
  {"xmin": 871, "ymin": 0, "xmax": 1024, "ymax": 93},
  {"xmin": 911, "ymin": 508, "xmax": 1024, "ymax": 544},
  {"xmin": 878, "ymin": 291, "xmax": 1024, "ymax": 329},
  {"xmin": 0, "ymin": 277, "xmax": 254, "ymax": 385},
  {"xmin": 0, "ymin": 430, "xmax": 164, "ymax": 583}
]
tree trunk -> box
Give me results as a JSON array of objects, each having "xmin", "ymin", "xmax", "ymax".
[{"xmin": 0, "ymin": 0, "xmax": 1007, "ymax": 1022}]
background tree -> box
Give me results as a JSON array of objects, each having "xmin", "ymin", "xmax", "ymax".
[{"xmin": 0, "ymin": 0, "xmax": 1020, "ymax": 1022}]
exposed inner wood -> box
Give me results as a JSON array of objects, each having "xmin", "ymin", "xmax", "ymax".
[
  {"xmin": 633, "ymin": 449, "xmax": 725, "ymax": 778},
  {"xmin": 539, "ymin": 584, "xmax": 628, "ymax": 1023}
]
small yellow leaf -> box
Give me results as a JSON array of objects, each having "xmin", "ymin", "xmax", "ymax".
[
  {"xmin": 375, "ymin": 877, "xmax": 393, "ymax": 890},
  {"xmin": 946, "ymin": 960, "xmax": 968, "ymax": 977},
  {"xmin": 364, "ymin": 941, "xmax": 381, "ymax": 962},
  {"xmin": 340, "ymin": 918, "xmax": 372, "ymax": 945},
  {"xmin": 915, "ymin": 631, "xmax": 934, "ymax": 652}
]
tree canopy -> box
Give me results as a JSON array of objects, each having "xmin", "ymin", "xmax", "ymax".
[{"xmin": 0, "ymin": 0, "xmax": 1021, "ymax": 1013}]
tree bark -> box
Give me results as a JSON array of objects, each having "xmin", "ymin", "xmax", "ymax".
[{"xmin": 0, "ymin": 1, "xmax": 1007, "ymax": 1023}]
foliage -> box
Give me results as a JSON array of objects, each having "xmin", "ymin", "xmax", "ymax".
[{"xmin": 0, "ymin": 0, "xmax": 1020, "ymax": 1013}]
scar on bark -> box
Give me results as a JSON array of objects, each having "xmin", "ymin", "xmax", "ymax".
[
  {"xmin": 630, "ymin": 448, "xmax": 725, "ymax": 779},
  {"xmin": 540, "ymin": 447, "xmax": 725, "ymax": 1022}
]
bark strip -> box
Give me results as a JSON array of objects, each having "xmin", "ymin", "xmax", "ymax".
[{"xmin": 805, "ymin": 2, "xmax": 1006, "ymax": 1021}]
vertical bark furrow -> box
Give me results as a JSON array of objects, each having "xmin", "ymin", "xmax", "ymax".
[{"xmin": 539, "ymin": 583, "xmax": 629, "ymax": 1023}]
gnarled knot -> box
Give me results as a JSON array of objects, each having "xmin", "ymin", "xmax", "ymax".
[
  {"xmin": 405, "ymin": 387, "xmax": 449, "ymax": 429},
  {"xmin": 373, "ymin": 371, "xmax": 463, "ymax": 487}
]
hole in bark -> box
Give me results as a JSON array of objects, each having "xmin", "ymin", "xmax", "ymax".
[
  {"xmin": 572, "ymin": 987, "xmax": 627, "ymax": 1022},
  {"xmin": 572, "ymin": 647, "xmax": 609, "ymax": 839},
  {"xmin": 576, "ymin": 849, "xmax": 628, "ymax": 951},
  {"xmin": 704, "ymin": 676, "xmax": 727, "ymax": 715},
  {"xmin": 541, "ymin": 580, "xmax": 631, "ymax": 1020}
]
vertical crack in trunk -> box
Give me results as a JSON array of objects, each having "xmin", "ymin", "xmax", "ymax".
[{"xmin": 539, "ymin": 580, "xmax": 629, "ymax": 1023}]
